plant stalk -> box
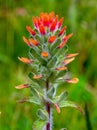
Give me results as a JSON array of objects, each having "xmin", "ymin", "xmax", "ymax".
[
  {"xmin": 46, "ymin": 79, "xmax": 51, "ymax": 130},
  {"xmin": 85, "ymin": 103, "xmax": 92, "ymax": 130}
]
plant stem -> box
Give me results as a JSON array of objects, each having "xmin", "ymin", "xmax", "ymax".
[
  {"xmin": 46, "ymin": 79, "xmax": 51, "ymax": 130},
  {"xmin": 84, "ymin": 103, "xmax": 92, "ymax": 130}
]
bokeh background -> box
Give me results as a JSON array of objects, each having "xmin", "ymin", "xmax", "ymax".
[{"xmin": 0, "ymin": 0, "xmax": 97, "ymax": 130}]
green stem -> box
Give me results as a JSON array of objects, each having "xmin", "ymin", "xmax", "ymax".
[{"xmin": 85, "ymin": 103, "xmax": 92, "ymax": 130}]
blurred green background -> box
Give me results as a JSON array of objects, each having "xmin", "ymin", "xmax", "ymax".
[{"xmin": 0, "ymin": 0, "xmax": 97, "ymax": 130}]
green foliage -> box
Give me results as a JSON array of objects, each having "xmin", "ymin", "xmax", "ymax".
[{"xmin": 32, "ymin": 119, "xmax": 47, "ymax": 130}]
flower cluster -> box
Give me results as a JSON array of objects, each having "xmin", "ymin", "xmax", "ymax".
[{"xmin": 16, "ymin": 12, "xmax": 82, "ymax": 130}]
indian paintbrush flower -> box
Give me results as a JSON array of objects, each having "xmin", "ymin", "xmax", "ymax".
[{"xmin": 16, "ymin": 12, "xmax": 83, "ymax": 130}]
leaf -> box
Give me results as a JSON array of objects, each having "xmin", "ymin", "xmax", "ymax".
[
  {"xmin": 60, "ymin": 128, "xmax": 67, "ymax": 130},
  {"xmin": 59, "ymin": 101, "xmax": 84, "ymax": 114},
  {"xmin": 47, "ymin": 86, "xmax": 56, "ymax": 98},
  {"xmin": 27, "ymin": 87, "xmax": 44, "ymax": 105},
  {"xmin": 37, "ymin": 109, "xmax": 48, "ymax": 120},
  {"xmin": 52, "ymin": 91, "xmax": 68, "ymax": 103},
  {"xmin": 58, "ymin": 91, "xmax": 68, "ymax": 103},
  {"xmin": 50, "ymin": 39, "xmax": 61, "ymax": 53},
  {"xmin": 55, "ymin": 70, "xmax": 68, "ymax": 80},
  {"xmin": 47, "ymin": 57, "xmax": 57, "ymax": 69},
  {"xmin": 27, "ymin": 97, "xmax": 41, "ymax": 105},
  {"xmin": 28, "ymin": 72, "xmax": 45, "ymax": 87},
  {"xmin": 32, "ymin": 119, "xmax": 46, "ymax": 130},
  {"xmin": 30, "ymin": 87, "xmax": 40, "ymax": 97},
  {"xmin": 29, "ymin": 48, "xmax": 46, "ymax": 65}
]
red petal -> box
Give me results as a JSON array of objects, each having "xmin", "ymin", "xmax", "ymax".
[
  {"xmin": 29, "ymin": 38, "xmax": 39, "ymax": 46},
  {"xmin": 43, "ymin": 13, "xmax": 49, "ymax": 26},
  {"xmin": 39, "ymin": 25, "xmax": 46, "ymax": 35},
  {"xmin": 32, "ymin": 17, "xmax": 38, "ymax": 28},
  {"xmin": 26, "ymin": 26, "xmax": 35, "ymax": 36},
  {"xmin": 37, "ymin": 17, "xmax": 42, "ymax": 27},
  {"xmin": 23, "ymin": 36, "xmax": 31, "ymax": 46},
  {"xmin": 41, "ymin": 51, "xmax": 49, "ymax": 58},
  {"xmin": 58, "ymin": 26, "xmax": 67, "ymax": 36},
  {"xmin": 48, "ymin": 35, "xmax": 56, "ymax": 43},
  {"xmin": 58, "ymin": 41, "xmax": 67, "ymax": 49},
  {"xmin": 50, "ymin": 20, "xmax": 57, "ymax": 31},
  {"xmin": 49, "ymin": 12, "xmax": 55, "ymax": 24},
  {"xmin": 58, "ymin": 33, "xmax": 73, "ymax": 48},
  {"xmin": 62, "ymin": 33, "xmax": 73, "ymax": 42},
  {"xmin": 58, "ymin": 17, "xmax": 64, "ymax": 28}
]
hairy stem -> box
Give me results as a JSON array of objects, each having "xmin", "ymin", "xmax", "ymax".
[{"xmin": 46, "ymin": 79, "xmax": 51, "ymax": 130}]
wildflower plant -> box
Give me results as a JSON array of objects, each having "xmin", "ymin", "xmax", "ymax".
[{"xmin": 16, "ymin": 12, "xmax": 83, "ymax": 130}]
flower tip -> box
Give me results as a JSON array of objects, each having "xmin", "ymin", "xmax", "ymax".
[
  {"xmin": 26, "ymin": 26, "xmax": 36, "ymax": 36},
  {"xmin": 56, "ymin": 66, "xmax": 67, "ymax": 71},
  {"xmin": 33, "ymin": 75, "xmax": 43, "ymax": 79},
  {"xmin": 54, "ymin": 104, "xmax": 61, "ymax": 113},
  {"xmin": 66, "ymin": 78, "xmax": 79, "ymax": 84},
  {"xmin": 15, "ymin": 84, "xmax": 29, "ymax": 89},
  {"xmin": 41, "ymin": 51, "xmax": 49, "ymax": 58},
  {"xmin": 65, "ymin": 53, "xmax": 79, "ymax": 58},
  {"xmin": 18, "ymin": 57, "xmax": 33, "ymax": 64},
  {"xmin": 39, "ymin": 25, "xmax": 46, "ymax": 35},
  {"xmin": 29, "ymin": 38, "xmax": 39, "ymax": 46},
  {"xmin": 22, "ymin": 36, "xmax": 30, "ymax": 46},
  {"xmin": 63, "ymin": 57, "xmax": 75, "ymax": 65},
  {"xmin": 48, "ymin": 35, "xmax": 56, "ymax": 43}
]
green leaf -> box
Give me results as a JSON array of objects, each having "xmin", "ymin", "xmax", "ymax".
[
  {"xmin": 37, "ymin": 109, "xmax": 48, "ymax": 120},
  {"xmin": 47, "ymin": 86, "xmax": 56, "ymax": 98},
  {"xmin": 29, "ymin": 48, "xmax": 46, "ymax": 65},
  {"xmin": 30, "ymin": 87, "xmax": 40, "ymax": 97},
  {"xmin": 58, "ymin": 91, "xmax": 68, "ymax": 103},
  {"xmin": 28, "ymin": 72, "xmax": 45, "ymax": 87},
  {"xmin": 59, "ymin": 101, "xmax": 84, "ymax": 114},
  {"xmin": 47, "ymin": 57, "xmax": 57, "ymax": 69},
  {"xmin": 50, "ymin": 39, "xmax": 61, "ymax": 53},
  {"xmin": 27, "ymin": 87, "xmax": 44, "ymax": 105},
  {"xmin": 55, "ymin": 71, "xmax": 68, "ymax": 80},
  {"xmin": 27, "ymin": 97, "xmax": 41, "ymax": 105},
  {"xmin": 33, "ymin": 119, "xmax": 46, "ymax": 130},
  {"xmin": 52, "ymin": 91, "xmax": 68, "ymax": 103},
  {"xmin": 60, "ymin": 128, "xmax": 67, "ymax": 130}
]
